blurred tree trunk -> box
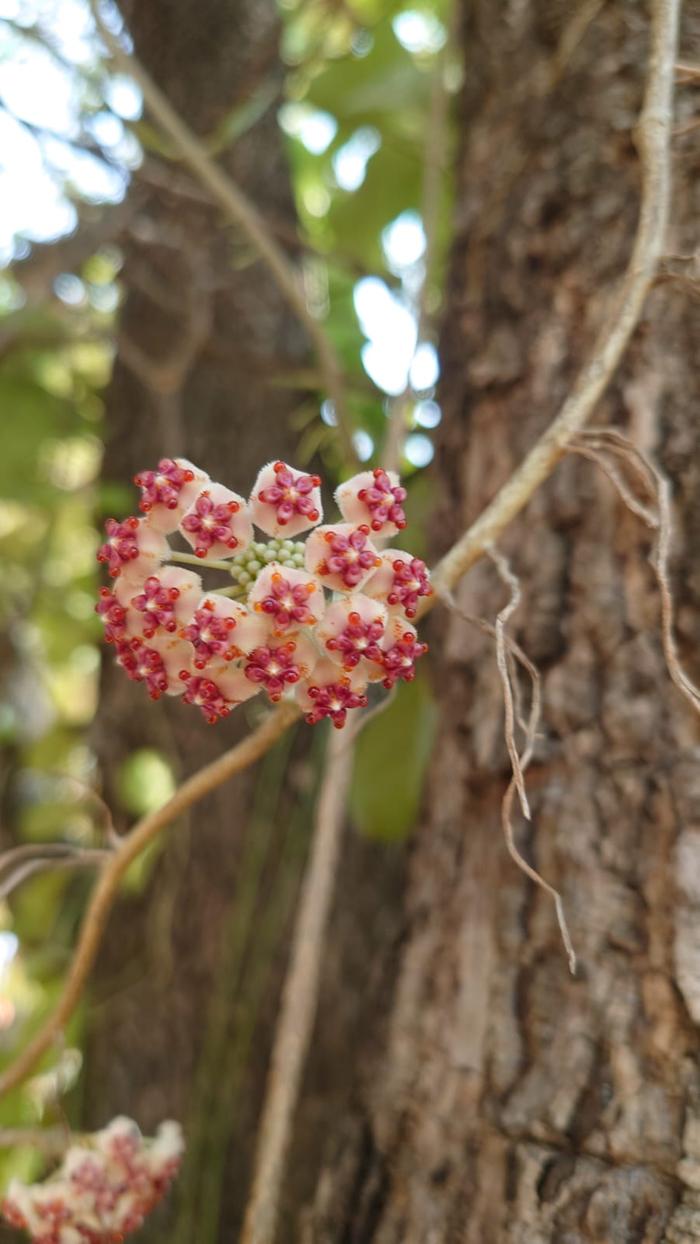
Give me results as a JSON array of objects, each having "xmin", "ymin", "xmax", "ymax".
[
  {"xmin": 293, "ymin": 4, "xmax": 700, "ymax": 1243},
  {"xmin": 84, "ymin": 1, "xmax": 317, "ymax": 1238}
]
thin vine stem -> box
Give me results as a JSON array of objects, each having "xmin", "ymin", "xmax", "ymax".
[
  {"xmin": 430, "ymin": 0, "xmax": 681, "ymax": 599},
  {"xmin": 168, "ymin": 550, "xmax": 234, "ymax": 573}
]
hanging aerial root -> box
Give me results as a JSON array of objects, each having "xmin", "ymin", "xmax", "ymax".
[
  {"xmin": 571, "ymin": 429, "xmax": 700, "ymax": 717},
  {"xmin": 439, "ymin": 572, "xmax": 576, "ymax": 976}
]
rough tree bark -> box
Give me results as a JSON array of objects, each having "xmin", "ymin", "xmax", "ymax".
[{"xmin": 290, "ymin": 3, "xmax": 700, "ymax": 1242}]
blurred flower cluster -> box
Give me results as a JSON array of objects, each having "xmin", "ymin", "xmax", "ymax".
[
  {"xmin": 2, "ymin": 1117, "xmax": 183, "ymax": 1242},
  {"xmin": 96, "ymin": 459, "xmax": 431, "ymax": 729}
]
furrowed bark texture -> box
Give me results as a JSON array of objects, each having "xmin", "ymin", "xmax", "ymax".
[
  {"xmin": 83, "ymin": 2, "xmax": 318, "ymax": 1238},
  {"xmin": 293, "ymin": 4, "xmax": 700, "ymax": 1242}
]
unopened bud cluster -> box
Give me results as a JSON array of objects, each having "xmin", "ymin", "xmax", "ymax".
[
  {"xmin": 2, "ymin": 1117, "xmax": 183, "ymax": 1243},
  {"xmin": 96, "ymin": 459, "xmax": 431, "ymax": 730}
]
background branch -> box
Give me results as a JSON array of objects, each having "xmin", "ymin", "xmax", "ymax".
[
  {"xmin": 0, "ymin": 701, "xmax": 298, "ymax": 1100},
  {"xmin": 239, "ymin": 723, "xmax": 355, "ymax": 1244},
  {"xmin": 86, "ymin": 0, "xmax": 358, "ymax": 467}
]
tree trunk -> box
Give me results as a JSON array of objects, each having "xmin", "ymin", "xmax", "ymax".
[
  {"xmin": 293, "ymin": 3, "xmax": 700, "ymax": 1242},
  {"xmin": 84, "ymin": 2, "xmax": 316, "ymax": 1238}
]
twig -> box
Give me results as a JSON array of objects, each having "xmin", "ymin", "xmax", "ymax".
[
  {"xmin": 239, "ymin": 722, "xmax": 356, "ymax": 1244},
  {"xmin": 673, "ymin": 115, "xmax": 700, "ymax": 138},
  {"xmin": 543, "ymin": 0, "xmax": 607, "ymax": 93},
  {"xmin": 0, "ymin": 702, "xmax": 299, "ymax": 1100},
  {"xmin": 168, "ymin": 550, "xmax": 234, "ymax": 573},
  {"xmin": 676, "ymin": 62, "xmax": 700, "ymax": 81},
  {"xmin": 86, "ymin": 0, "xmax": 357, "ymax": 468},
  {"xmin": 238, "ymin": 685, "xmax": 394, "ymax": 1243},
  {"xmin": 654, "ymin": 252, "xmax": 700, "ymax": 296},
  {"xmin": 569, "ymin": 442, "xmax": 658, "ymax": 526},
  {"xmin": 430, "ymin": 0, "xmax": 681, "ymax": 600},
  {"xmin": 0, "ymin": 844, "xmax": 111, "ymax": 900},
  {"xmin": 0, "ymin": 1128, "xmax": 71, "ymax": 1156}
]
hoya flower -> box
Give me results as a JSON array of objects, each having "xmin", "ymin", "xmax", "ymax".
[
  {"xmin": 335, "ymin": 468, "xmax": 407, "ymax": 537},
  {"xmin": 304, "ymin": 523, "xmax": 380, "ymax": 592},
  {"xmin": 183, "ymin": 595, "xmax": 268, "ymax": 669},
  {"xmin": 244, "ymin": 634, "xmax": 316, "ymax": 702},
  {"xmin": 180, "ymin": 484, "xmax": 252, "ymax": 560},
  {"xmin": 250, "ymin": 461, "xmax": 323, "ymax": 537},
  {"xmin": 380, "ymin": 619, "xmax": 428, "ymax": 689},
  {"xmin": 179, "ymin": 673, "xmax": 234, "ymax": 724},
  {"xmin": 127, "ymin": 567, "xmax": 202, "ymax": 639},
  {"xmin": 364, "ymin": 550, "xmax": 432, "ymax": 620},
  {"xmin": 207, "ymin": 661, "xmax": 262, "ymax": 707},
  {"xmin": 147, "ymin": 633, "xmax": 198, "ymax": 688},
  {"xmin": 134, "ymin": 458, "xmax": 208, "ymax": 532},
  {"xmin": 248, "ymin": 564, "xmax": 325, "ymax": 636},
  {"xmin": 97, "ymin": 456, "xmax": 429, "ymax": 727},
  {"xmin": 2, "ymin": 1117, "xmax": 183, "ymax": 1243},
  {"xmin": 97, "ymin": 517, "xmax": 168, "ymax": 582},
  {"xmin": 95, "ymin": 587, "xmax": 128, "ymax": 645},
  {"xmin": 116, "ymin": 640, "xmax": 169, "ymax": 700},
  {"xmin": 316, "ymin": 594, "xmax": 387, "ymax": 672},
  {"xmin": 296, "ymin": 660, "xmax": 369, "ymax": 729}
]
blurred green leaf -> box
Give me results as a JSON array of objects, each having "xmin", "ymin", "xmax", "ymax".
[
  {"xmin": 351, "ymin": 673, "xmax": 437, "ymax": 841},
  {"xmin": 0, "ymin": 376, "xmax": 76, "ymax": 502},
  {"xmin": 117, "ymin": 749, "xmax": 176, "ymax": 818}
]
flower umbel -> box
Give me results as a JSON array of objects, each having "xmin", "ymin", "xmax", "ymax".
[
  {"xmin": 2, "ymin": 1116, "xmax": 183, "ymax": 1243},
  {"xmin": 96, "ymin": 460, "xmax": 429, "ymax": 729}
]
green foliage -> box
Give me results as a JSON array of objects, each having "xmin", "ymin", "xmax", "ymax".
[
  {"xmin": 351, "ymin": 673, "xmax": 437, "ymax": 840},
  {"xmin": 117, "ymin": 749, "xmax": 176, "ymax": 819},
  {"xmin": 0, "ymin": 262, "xmax": 110, "ymax": 1174},
  {"xmin": 280, "ymin": 0, "xmax": 455, "ymax": 466}
]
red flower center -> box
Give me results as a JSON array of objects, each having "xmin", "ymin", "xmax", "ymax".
[
  {"xmin": 95, "ymin": 588, "xmax": 127, "ymax": 644},
  {"xmin": 97, "ymin": 517, "xmax": 140, "ymax": 577},
  {"xmin": 381, "ymin": 633, "xmax": 428, "ymax": 689},
  {"xmin": 357, "ymin": 469, "xmax": 407, "ymax": 531},
  {"xmin": 183, "ymin": 600, "xmax": 239, "ymax": 668},
  {"xmin": 326, "ymin": 611, "xmax": 385, "ymax": 669},
  {"xmin": 319, "ymin": 526, "xmax": 379, "ymax": 588},
  {"xmin": 181, "ymin": 491, "xmax": 241, "ymax": 557},
  {"xmin": 387, "ymin": 557, "xmax": 432, "ymax": 619},
  {"xmin": 134, "ymin": 458, "xmax": 195, "ymax": 513},
  {"xmin": 257, "ymin": 573, "xmax": 316, "ymax": 631},
  {"xmin": 258, "ymin": 462, "xmax": 321, "ymax": 526},
  {"xmin": 244, "ymin": 642, "xmax": 301, "ymax": 700},
  {"xmin": 179, "ymin": 673, "xmax": 231, "ymax": 724},
  {"xmin": 131, "ymin": 577, "xmax": 181, "ymax": 638},
  {"xmin": 116, "ymin": 641, "xmax": 169, "ymax": 700},
  {"xmin": 305, "ymin": 679, "xmax": 368, "ymax": 728}
]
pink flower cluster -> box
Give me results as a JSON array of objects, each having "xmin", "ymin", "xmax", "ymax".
[
  {"xmin": 2, "ymin": 1117, "xmax": 183, "ymax": 1243},
  {"xmin": 96, "ymin": 459, "xmax": 431, "ymax": 730}
]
